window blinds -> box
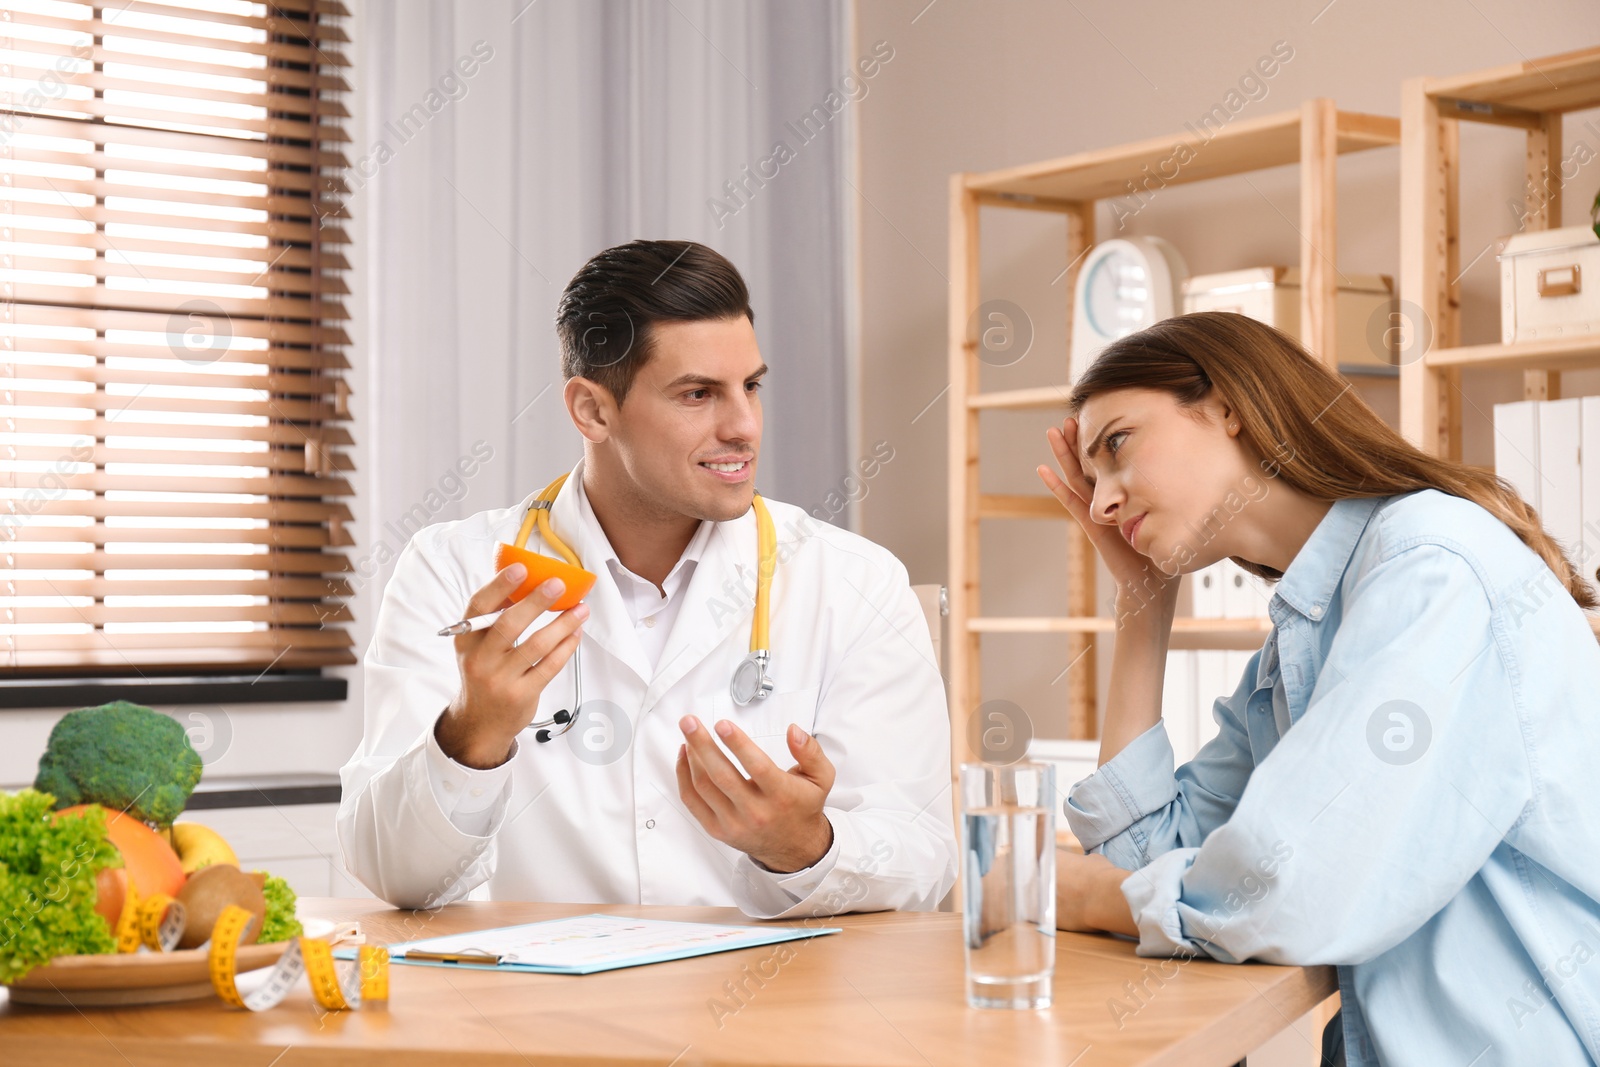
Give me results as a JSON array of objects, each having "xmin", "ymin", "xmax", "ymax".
[{"xmin": 0, "ymin": 0, "xmax": 354, "ymax": 674}]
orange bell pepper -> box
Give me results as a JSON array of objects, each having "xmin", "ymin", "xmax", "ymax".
[{"xmin": 494, "ymin": 542, "xmax": 597, "ymax": 611}]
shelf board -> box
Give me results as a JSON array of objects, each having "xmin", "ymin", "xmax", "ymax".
[
  {"xmin": 1426, "ymin": 45, "xmax": 1600, "ymax": 116},
  {"xmin": 1338, "ymin": 363, "xmax": 1400, "ymax": 379},
  {"xmin": 971, "ymin": 363, "xmax": 1397, "ymax": 414},
  {"xmin": 1424, "ymin": 334, "xmax": 1600, "ymax": 372},
  {"xmin": 969, "ymin": 614, "xmax": 1600, "ymax": 637},
  {"xmin": 968, "ymin": 386, "xmax": 1073, "ymax": 410},
  {"xmin": 969, "ymin": 616, "xmax": 1274, "ymax": 635},
  {"xmin": 963, "ymin": 107, "xmax": 1398, "ymax": 204},
  {"xmin": 978, "ymin": 494, "xmax": 1064, "ymax": 520}
]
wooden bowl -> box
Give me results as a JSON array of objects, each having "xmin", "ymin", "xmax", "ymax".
[{"xmin": 4, "ymin": 941, "xmax": 290, "ymax": 1007}]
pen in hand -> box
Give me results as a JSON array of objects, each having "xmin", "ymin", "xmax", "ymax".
[
  {"xmin": 437, "ymin": 610, "xmax": 506, "ymax": 637},
  {"xmin": 438, "ymin": 574, "xmax": 586, "ymax": 636}
]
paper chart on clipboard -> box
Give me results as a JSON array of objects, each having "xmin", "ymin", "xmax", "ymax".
[{"xmin": 336, "ymin": 913, "xmax": 841, "ymax": 975}]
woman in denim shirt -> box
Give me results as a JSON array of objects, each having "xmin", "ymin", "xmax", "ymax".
[{"xmin": 1041, "ymin": 312, "xmax": 1600, "ymax": 1066}]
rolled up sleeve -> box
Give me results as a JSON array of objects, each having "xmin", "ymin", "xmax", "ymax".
[
  {"xmin": 1064, "ymin": 722, "xmax": 1179, "ymax": 860},
  {"xmin": 1065, "ymin": 649, "xmax": 1262, "ymax": 870}
]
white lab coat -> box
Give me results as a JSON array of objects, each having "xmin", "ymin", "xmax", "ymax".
[{"xmin": 336, "ymin": 459, "xmax": 957, "ymax": 919}]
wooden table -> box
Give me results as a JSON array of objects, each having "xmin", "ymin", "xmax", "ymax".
[{"xmin": 0, "ymin": 897, "xmax": 1336, "ymax": 1066}]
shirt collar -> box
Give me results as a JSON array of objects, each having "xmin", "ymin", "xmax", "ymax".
[
  {"xmin": 572, "ymin": 464, "xmax": 714, "ymax": 595},
  {"xmin": 1270, "ymin": 494, "xmax": 1387, "ymax": 622}
]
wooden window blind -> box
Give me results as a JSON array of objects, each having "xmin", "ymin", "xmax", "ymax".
[{"xmin": 0, "ymin": 0, "xmax": 354, "ymax": 675}]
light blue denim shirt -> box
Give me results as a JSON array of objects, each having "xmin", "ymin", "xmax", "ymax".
[{"xmin": 1064, "ymin": 488, "xmax": 1600, "ymax": 1066}]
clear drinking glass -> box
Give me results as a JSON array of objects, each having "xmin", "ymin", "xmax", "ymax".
[{"xmin": 960, "ymin": 760, "xmax": 1056, "ymax": 1010}]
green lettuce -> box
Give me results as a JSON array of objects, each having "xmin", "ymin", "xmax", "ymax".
[
  {"xmin": 0, "ymin": 790, "xmax": 121, "ymax": 983},
  {"xmin": 255, "ymin": 871, "xmax": 303, "ymax": 943}
]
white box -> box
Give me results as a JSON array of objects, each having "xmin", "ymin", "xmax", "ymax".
[
  {"xmin": 1220, "ymin": 559, "xmax": 1273, "ymax": 619},
  {"xmin": 1581, "ymin": 397, "xmax": 1600, "ymax": 600},
  {"xmin": 1192, "ymin": 561, "xmax": 1226, "ymax": 618},
  {"xmin": 1498, "ymin": 225, "xmax": 1600, "ymax": 344},
  {"xmin": 1028, "ymin": 738, "xmax": 1102, "ymax": 796},
  {"xmin": 1163, "ymin": 650, "xmax": 1198, "ymax": 766},
  {"xmin": 1182, "ymin": 266, "xmax": 1396, "ymax": 370},
  {"xmin": 1539, "ymin": 398, "xmax": 1583, "ymax": 568},
  {"xmin": 1494, "ymin": 400, "xmax": 1542, "ymax": 511}
]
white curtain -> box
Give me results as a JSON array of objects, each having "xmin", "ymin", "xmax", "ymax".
[{"xmin": 356, "ymin": 0, "xmax": 856, "ymax": 602}]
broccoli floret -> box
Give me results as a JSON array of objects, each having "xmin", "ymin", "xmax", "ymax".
[{"xmin": 33, "ymin": 701, "xmax": 203, "ymax": 828}]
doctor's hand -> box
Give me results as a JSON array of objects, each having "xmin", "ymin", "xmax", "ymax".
[
  {"xmin": 1038, "ymin": 417, "xmax": 1180, "ymax": 613},
  {"xmin": 435, "ymin": 563, "xmax": 588, "ymax": 770},
  {"xmin": 675, "ymin": 716, "xmax": 836, "ymax": 874}
]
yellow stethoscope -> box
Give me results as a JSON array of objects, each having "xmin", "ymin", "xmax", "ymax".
[{"xmin": 515, "ymin": 473, "xmax": 778, "ymax": 743}]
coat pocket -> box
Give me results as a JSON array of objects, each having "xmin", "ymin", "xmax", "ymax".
[{"xmin": 725, "ymin": 684, "xmax": 820, "ymax": 775}]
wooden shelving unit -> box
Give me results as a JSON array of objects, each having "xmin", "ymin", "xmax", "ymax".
[
  {"xmin": 1399, "ymin": 46, "xmax": 1600, "ymax": 453},
  {"xmin": 948, "ymin": 100, "xmax": 1402, "ymax": 765},
  {"xmin": 1399, "ymin": 45, "xmax": 1600, "ymax": 643}
]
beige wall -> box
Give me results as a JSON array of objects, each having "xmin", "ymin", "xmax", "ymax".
[{"xmin": 853, "ymin": 0, "xmax": 1600, "ymax": 740}]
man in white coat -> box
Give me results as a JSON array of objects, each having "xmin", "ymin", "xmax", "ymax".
[{"xmin": 337, "ymin": 240, "xmax": 957, "ymax": 920}]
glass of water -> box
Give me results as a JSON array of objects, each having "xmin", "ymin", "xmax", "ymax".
[{"xmin": 960, "ymin": 760, "xmax": 1056, "ymax": 1010}]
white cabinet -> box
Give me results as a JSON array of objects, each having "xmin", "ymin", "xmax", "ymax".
[{"xmin": 174, "ymin": 803, "xmax": 373, "ymax": 901}]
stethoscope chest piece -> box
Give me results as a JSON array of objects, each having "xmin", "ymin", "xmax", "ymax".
[{"xmin": 730, "ymin": 649, "xmax": 774, "ymax": 707}]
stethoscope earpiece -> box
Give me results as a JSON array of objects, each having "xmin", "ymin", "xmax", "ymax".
[{"xmin": 534, "ymin": 707, "xmax": 575, "ymax": 745}]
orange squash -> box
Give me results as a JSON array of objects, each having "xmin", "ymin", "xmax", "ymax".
[
  {"xmin": 54, "ymin": 803, "xmax": 186, "ymax": 900},
  {"xmin": 495, "ymin": 542, "xmax": 597, "ymax": 611}
]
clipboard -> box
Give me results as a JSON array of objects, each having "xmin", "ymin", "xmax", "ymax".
[
  {"xmin": 403, "ymin": 950, "xmax": 505, "ymax": 965},
  {"xmin": 333, "ymin": 913, "xmax": 842, "ymax": 976}
]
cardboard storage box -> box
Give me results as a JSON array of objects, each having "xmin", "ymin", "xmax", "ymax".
[
  {"xmin": 1498, "ymin": 224, "xmax": 1600, "ymax": 345},
  {"xmin": 1182, "ymin": 266, "xmax": 1396, "ymax": 370}
]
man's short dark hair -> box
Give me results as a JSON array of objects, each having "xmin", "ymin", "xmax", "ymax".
[{"xmin": 555, "ymin": 240, "xmax": 754, "ymax": 407}]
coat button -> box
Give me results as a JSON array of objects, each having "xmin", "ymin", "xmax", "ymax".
[{"xmin": 645, "ymin": 819, "xmax": 656, "ymax": 829}]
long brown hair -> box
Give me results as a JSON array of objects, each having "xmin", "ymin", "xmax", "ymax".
[{"xmin": 1067, "ymin": 311, "xmax": 1598, "ymax": 612}]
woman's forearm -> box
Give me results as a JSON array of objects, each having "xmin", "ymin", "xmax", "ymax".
[
  {"xmin": 1056, "ymin": 849, "xmax": 1141, "ymax": 937},
  {"xmin": 1089, "ymin": 862, "xmax": 1140, "ymax": 937},
  {"xmin": 1098, "ymin": 593, "xmax": 1177, "ymax": 767}
]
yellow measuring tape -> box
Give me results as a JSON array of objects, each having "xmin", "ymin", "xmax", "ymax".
[
  {"xmin": 208, "ymin": 904, "xmax": 389, "ymax": 1012},
  {"xmin": 112, "ymin": 885, "xmax": 184, "ymax": 954},
  {"xmin": 108, "ymin": 886, "xmax": 388, "ymax": 1011}
]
